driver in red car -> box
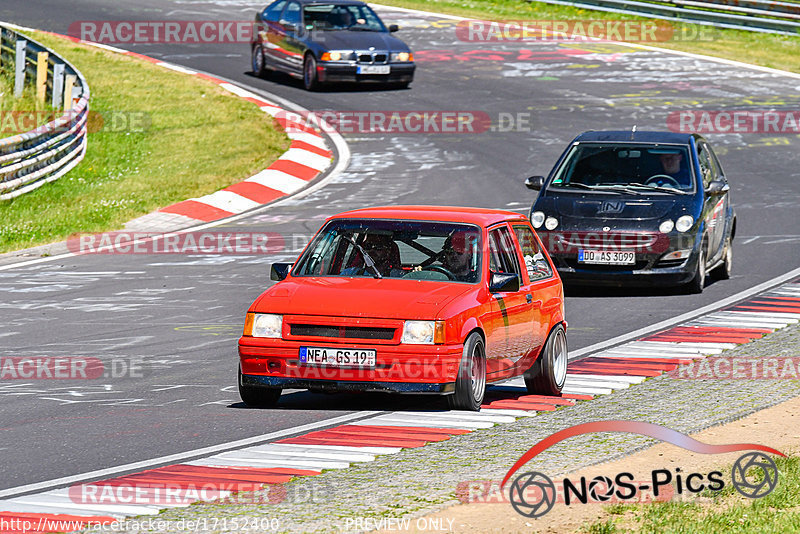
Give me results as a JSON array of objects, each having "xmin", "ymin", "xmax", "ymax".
[{"xmin": 439, "ymin": 231, "xmax": 478, "ymax": 281}]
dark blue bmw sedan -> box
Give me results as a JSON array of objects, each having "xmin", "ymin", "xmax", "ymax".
[
  {"xmin": 525, "ymin": 131, "xmax": 735, "ymax": 293},
  {"xmin": 251, "ymin": 0, "xmax": 415, "ymax": 90}
]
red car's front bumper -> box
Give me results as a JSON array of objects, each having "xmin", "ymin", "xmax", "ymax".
[{"xmin": 238, "ymin": 337, "xmax": 464, "ymax": 394}]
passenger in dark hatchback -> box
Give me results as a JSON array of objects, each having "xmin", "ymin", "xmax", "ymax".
[{"xmin": 526, "ymin": 130, "xmax": 735, "ymax": 293}]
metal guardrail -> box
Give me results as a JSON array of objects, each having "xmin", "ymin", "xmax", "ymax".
[
  {"xmin": 0, "ymin": 25, "xmax": 89, "ymax": 200},
  {"xmin": 527, "ymin": 0, "xmax": 800, "ymax": 35}
]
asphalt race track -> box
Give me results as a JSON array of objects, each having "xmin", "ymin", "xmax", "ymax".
[{"xmin": 1, "ymin": 0, "xmax": 799, "ymax": 492}]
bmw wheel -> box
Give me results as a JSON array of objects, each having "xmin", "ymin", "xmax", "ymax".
[
  {"xmin": 251, "ymin": 45, "xmax": 267, "ymax": 78},
  {"xmin": 448, "ymin": 332, "xmax": 486, "ymax": 411},
  {"xmin": 524, "ymin": 324, "xmax": 567, "ymax": 395},
  {"xmin": 238, "ymin": 367, "xmax": 281, "ymax": 408},
  {"xmin": 303, "ymin": 54, "xmax": 319, "ymax": 91}
]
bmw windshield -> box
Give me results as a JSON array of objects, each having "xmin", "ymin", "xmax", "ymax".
[
  {"xmin": 549, "ymin": 143, "xmax": 696, "ymax": 194},
  {"xmin": 304, "ymin": 4, "xmax": 388, "ymax": 32}
]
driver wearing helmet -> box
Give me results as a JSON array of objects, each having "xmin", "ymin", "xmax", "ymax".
[{"xmin": 439, "ymin": 231, "xmax": 478, "ymax": 281}]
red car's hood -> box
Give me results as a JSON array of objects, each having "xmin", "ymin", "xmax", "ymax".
[{"xmin": 252, "ymin": 277, "xmax": 475, "ymax": 319}]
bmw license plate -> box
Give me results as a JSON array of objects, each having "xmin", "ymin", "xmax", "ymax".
[
  {"xmin": 578, "ymin": 249, "xmax": 635, "ymax": 265},
  {"xmin": 299, "ymin": 346, "xmax": 376, "ymax": 367},
  {"xmin": 357, "ymin": 65, "xmax": 390, "ymax": 75}
]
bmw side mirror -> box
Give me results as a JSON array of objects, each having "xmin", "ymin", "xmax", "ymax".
[
  {"xmin": 705, "ymin": 180, "xmax": 729, "ymax": 195},
  {"xmin": 525, "ymin": 175, "xmax": 545, "ymax": 191},
  {"xmin": 271, "ymin": 263, "xmax": 293, "ymax": 281},
  {"xmin": 388, "ymin": 24, "xmax": 399, "ymax": 32},
  {"xmin": 489, "ymin": 272, "xmax": 520, "ymax": 293}
]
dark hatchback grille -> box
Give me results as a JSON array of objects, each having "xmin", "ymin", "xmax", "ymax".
[
  {"xmin": 358, "ymin": 54, "xmax": 372, "ymax": 63},
  {"xmin": 374, "ymin": 54, "xmax": 387, "ymax": 63},
  {"xmin": 290, "ymin": 324, "xmax": 395, "ymax": 340}
]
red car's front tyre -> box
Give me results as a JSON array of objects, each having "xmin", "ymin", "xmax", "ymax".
[
  {"xmin": 447, "ymin": 332, "xmax": 486, "ymax": 412},
  {"xmin": 239, "ymin": 367, "xmax": 281, "ymax": 408}
]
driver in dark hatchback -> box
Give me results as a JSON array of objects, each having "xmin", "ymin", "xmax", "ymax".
[
  {"xmin": 525, "ymin": 130, "xmax": 736, "ymax": 293},
  {"xmin": 251, "ymin": 0, "xmax": 416, "ymax": 90}
]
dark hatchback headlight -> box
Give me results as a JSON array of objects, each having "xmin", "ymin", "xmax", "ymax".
[{"xmin": 320, "ymin": 51, "xmax": 356, "ymax": 61}]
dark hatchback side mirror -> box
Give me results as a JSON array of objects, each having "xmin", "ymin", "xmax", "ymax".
[
  {"xmin": 525, "ymin": 175, "xmax": 545, "ymax": 191},
  {"xmin": 271, "ymin": 263, "xmax": 293, "ymax": 281},
  {"xmin": 489, "ymin": 272, "xmax": 520, "ymax": 293},
  {"xmin": 388, "ymin": 24, "xmax": 399, "ymax": 32},
  {"xmin": 705, "ymin": 180, "xmax": 730, "ymax": 195}
]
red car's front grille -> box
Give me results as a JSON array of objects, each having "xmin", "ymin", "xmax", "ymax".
[
  {"xmin": 283, "ymin": 315, "xmax": 403, "ymax": 344},
  {"xmin": 289, "ymin": 324, "xmax": 395, "ymax": 340}
]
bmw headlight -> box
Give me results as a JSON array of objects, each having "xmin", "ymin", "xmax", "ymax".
[
  {"xmin": 244, "ymin": 313, "xmax": 282, "ymax": 338},
  {"xmin": 320, "ymin": 51, "xmax": 352, "ymax": 61},
  {"xmin": 676, "ymin": 215, "xmax": 694, "ymax": 233},
  {"xmin": 659, "ymin": 219, "xmax": 674, "ymax": 233},
  {"xmin": 531, "ymin": 211, "xmax": 545, "ymax": 229},
  {"xmin": 544, "ymin": 216, "xmax": 559, "ymax": 230},
  {"xmin": 402, "ymin": 320, "xmax": 445, "ymax": 344},
  {"xmin": 390, "ymin": 51, "xmax": 414, "ymax": 62}
]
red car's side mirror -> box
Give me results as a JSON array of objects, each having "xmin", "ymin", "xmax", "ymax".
[{"xmin": 489, "ymin": 272, "xmax": 520, "ymax": 293}]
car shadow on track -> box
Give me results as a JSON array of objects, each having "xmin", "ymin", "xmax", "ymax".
[
  {"xmin": 244, "ymin": 71, "xmax": 410, "ymax": 93},
  {"xmin": 563, "ymin": 277, "xmax": 724, "ymax": 298},
  {"xmin": 229, "ymin": 390, "xmax": 448, "ymax": 412}
]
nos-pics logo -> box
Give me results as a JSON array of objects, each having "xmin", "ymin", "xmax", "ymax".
[{"xmin": 502, "ymin": 421, "xmax": 782, "ymax": 518}]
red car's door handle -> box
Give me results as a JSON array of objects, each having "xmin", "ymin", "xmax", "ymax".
[{"xmin": 527, "ymin": 294, "xmax": 542, "ymax": 308}]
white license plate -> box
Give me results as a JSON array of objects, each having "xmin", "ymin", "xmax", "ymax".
[
  {"xmin": 299, "ymin": 346, "xmax": 376, "ymax": 367},
  {"xmin": 357, "ymin": 65, "xmax": 390, "ymax": 75},
  {"xmin": 578, "ymin": 249, "xmax": 636, "ymax": 265}
]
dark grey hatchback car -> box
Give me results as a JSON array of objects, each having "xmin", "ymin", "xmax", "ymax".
[
  {"xmin": 251, "ymin": 0, "xmax": 415, "ymax": 90},
  {"xmin": 526, "ymin": 131, "xmax": 736, "ymax": 293}
]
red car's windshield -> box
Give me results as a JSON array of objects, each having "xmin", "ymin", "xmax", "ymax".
[{"xmin": 292, "ymin": 219, "xmax": 482, "ymax": 283}]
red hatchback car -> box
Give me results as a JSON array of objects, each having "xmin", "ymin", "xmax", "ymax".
[{"xmin": 238, "ymin": 206, "xmax": 567, "ymax": 411}]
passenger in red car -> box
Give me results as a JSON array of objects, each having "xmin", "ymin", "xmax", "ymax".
[{"xmin": 440, "ymin": 231, "xmax": 479, "ymax": 281}]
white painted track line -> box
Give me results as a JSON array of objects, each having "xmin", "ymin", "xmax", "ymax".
[
  {"xmin": 267, "ymin": 443, "xmax": 401, "ymax": 455},
  {"xmin": 238, "ymin": 445, "xmax": 376, "ymax": 462},
  {"xmin": 565, "ymin": 373, "xmax": 647, "ymax": 384},
  {"xmin": 193, "ymin": 190, "xmax": 261, "ymax": 213}
]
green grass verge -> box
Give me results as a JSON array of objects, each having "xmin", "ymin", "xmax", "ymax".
[
  {"xmin": 0, "ymin": 31, "xmax": 288, "ymax": 253},
  {"xmin": 583, "ymin": 455, "xmax": 800, "ymax": 533},
  {"xmin": 380, "ymin": 0, "xmax": 800, "ymax": 74}
]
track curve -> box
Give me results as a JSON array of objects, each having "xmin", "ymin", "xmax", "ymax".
[{"xmin": 0, "ymin": 0, "xmax": 798, "ymax": 490}]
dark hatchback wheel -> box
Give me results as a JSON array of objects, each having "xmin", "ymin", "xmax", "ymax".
[
  {"xmin": 686, "ymin": 248, "xmax": 707, "ymax": 294},
  {"xmin": 303, "ymin": 55, "xmax": 319, "ymax": 91},
  {"xmin": 448, "ymin": 332, "xmax": 486, "ymax": 411},
  {"xmin": 238, "ymin": 367, "xmax": 281, "ymax": 408},
  {"xmin": 524, "ymin": 325, "xmax": 567, "ymax": 395},
  {"xmin": 714, "ymin": 237, "xmax": 733, "ymax": 280}
]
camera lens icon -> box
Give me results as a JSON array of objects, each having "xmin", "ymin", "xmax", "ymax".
[
  {"xmin": 509, "ymin": 471, "xmax": 557, "ymax": 518},
  {"xmin": 732, "ymin": 452, "xmax": 779, "ymax": 499}
]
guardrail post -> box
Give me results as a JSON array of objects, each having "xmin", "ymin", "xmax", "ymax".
[
  {"xmin": 14, "ymin": 39, "xmax": 27, "ymax": 97},
  {"xmin": 36, "ymin": 51, "xmax": 49, "ymax": 103},
  {"xmin": 63, "ymin": 74, "xmax": 76, "ymax": 110},
  {"xmin": 52, "ymin": 63, "xmax": 65, "ymax": 109}
]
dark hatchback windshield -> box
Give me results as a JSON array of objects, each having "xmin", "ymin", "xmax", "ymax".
[
  {"xmin": 550, "ymin": 143, "xmax": 695, "ymax": 194},
  {"xmin": 292, "ymin": 219, "xmax": 482, "ymax": 283},
  {"xmin": 304, "ymin": 4, "xmax": 387, "ymax": 32}
]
